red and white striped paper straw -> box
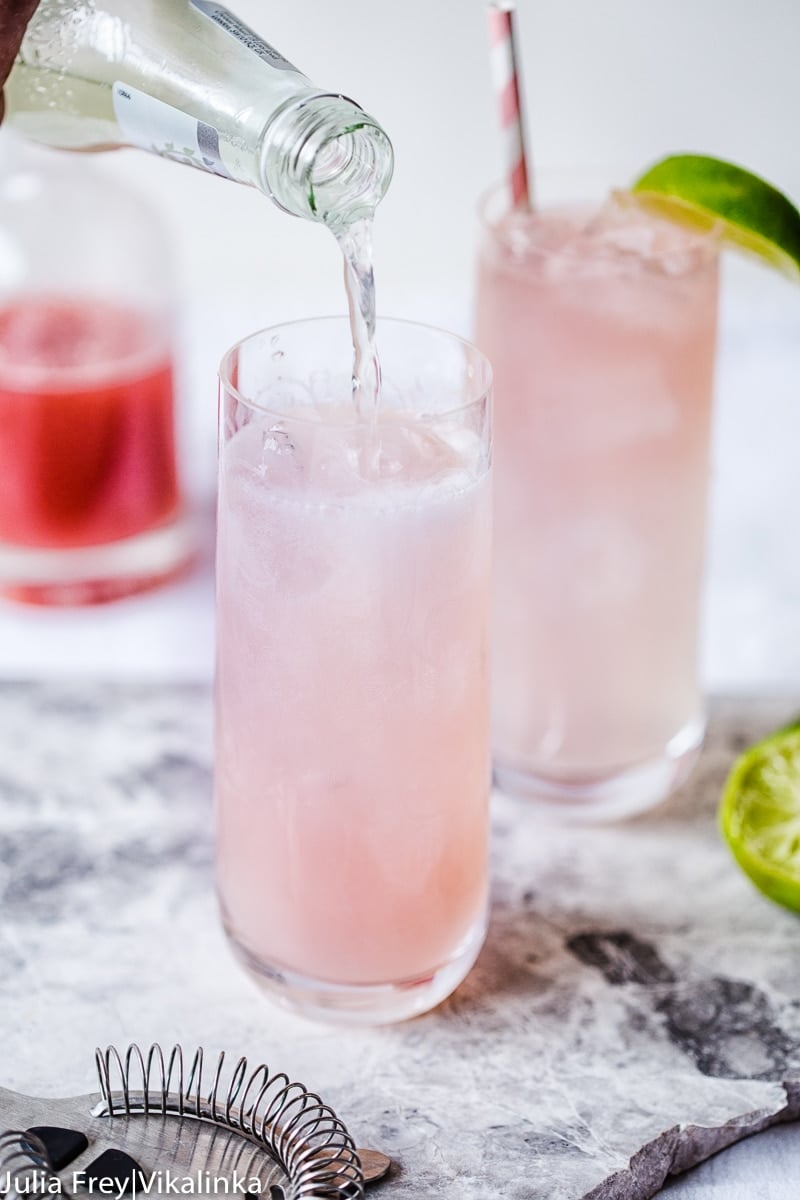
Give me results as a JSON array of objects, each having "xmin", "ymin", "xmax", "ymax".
[{"xmin": 487, "ymin": 1, "xmax": 532, "ymax": 209}]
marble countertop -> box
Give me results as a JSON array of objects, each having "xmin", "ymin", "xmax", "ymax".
[{"xmin": 2, "ymin": 683, "xmax": 800, "ymax": 1200}]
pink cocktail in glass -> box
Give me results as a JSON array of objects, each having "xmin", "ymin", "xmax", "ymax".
[
  {"xmin": 476, "ymin": 194, "xmax": 719, "ymax": 818},
  {"xmin": 216, "ymin": 318, "xmax": 492, "ymax": 1023}
]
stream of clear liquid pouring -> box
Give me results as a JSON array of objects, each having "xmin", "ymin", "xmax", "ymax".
[{"xmin": 337, "ymin": 216, "xmax": 382, "ymax": 420}]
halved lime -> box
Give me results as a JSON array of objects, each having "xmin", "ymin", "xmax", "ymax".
[
  {"xmin": 631, "ymin": 154, "xmax": 800, "ymax": 279},
  {"xmin": 719, "ymin": 722, "xmax": 800, "ymax": 912}
]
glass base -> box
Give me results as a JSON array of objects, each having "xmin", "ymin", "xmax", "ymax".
[
  {"xmin": 494, "ymin": 715, "xmax": 706, "ymax": 822},
  {"xmin": 0, "ymin": 511, "xmax": 197, "ymax": 605},
  {"xmin": 223, "ymin": 906, "xmax": 488, "ymax": 1026}
]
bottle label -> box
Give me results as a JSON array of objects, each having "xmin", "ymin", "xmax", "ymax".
[
  {"xmin": 189, "ymin": 1, "xmax": 299, "ymax": 72},
  {"xmin": 112, "ymin": 83, "xmax": 233, "ymax": 179}
]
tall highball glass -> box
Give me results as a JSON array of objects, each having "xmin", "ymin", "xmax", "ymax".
[{"xmin": 216, "ymin": 317, "xmax": 492, "ymax": 1023}]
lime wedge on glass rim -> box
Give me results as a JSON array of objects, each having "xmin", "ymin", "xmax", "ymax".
[
  {"xmin": 720, "ymin": 722, "xmax": 800, "ymax": 912},
  {"xmin": 629, "ymin": 154, "xmax": 800, "ymax": 279}
]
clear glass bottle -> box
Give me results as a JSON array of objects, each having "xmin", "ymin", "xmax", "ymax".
[{"xmin": 4, "ymin": 0, "xmax": 394, "ymax": 228}]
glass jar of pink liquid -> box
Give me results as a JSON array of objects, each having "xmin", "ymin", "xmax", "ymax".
[{"xmin": 0, "ymin": 138, "xmax": 193, "ymax": 604}]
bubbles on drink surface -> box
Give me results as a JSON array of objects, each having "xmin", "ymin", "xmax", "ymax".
[
  {"xmin": 232, "ymin": 411, "xmax": 481, "ymax": 506},
  {"xmin": 493, "ymin": 193, "xmax": 719, "ymax": 279}
]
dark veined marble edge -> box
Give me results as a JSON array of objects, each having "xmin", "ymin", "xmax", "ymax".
[{"xmin": 586, "ymin": 1082, "xmax": 800, "ymax": 1199}]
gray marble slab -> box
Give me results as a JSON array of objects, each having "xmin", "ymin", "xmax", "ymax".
[{"xmin": 1, "ymin": 683, "xmax": 800, "ymax": 1199}]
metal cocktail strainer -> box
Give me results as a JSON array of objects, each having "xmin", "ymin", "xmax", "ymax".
[{"xmin": 0, "ymin": 1043, "xmax": 390, "ymax": 1199}]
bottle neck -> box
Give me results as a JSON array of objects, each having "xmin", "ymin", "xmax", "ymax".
[{"xmin": 259, "ymin": 94, "xmax": 394, "ymax": 228}]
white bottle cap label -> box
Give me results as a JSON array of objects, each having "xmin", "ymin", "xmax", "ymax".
[{"xmin": 189, "ymin": 1, "xmax": 300, "ymax": 72}]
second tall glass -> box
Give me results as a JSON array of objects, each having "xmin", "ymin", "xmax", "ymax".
[{"xmin": 476, "ymin": 188, "xmax": 720, "ymax": 820}]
